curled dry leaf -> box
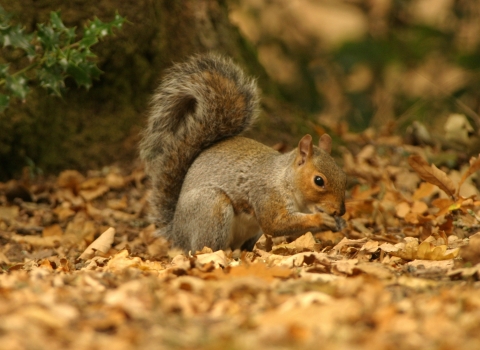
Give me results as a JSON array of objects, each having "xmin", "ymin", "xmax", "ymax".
[
  {"xmin": 79, "ymin": 227, "xmax": 116, "ymax": 260},
  {"xmin": 408, "ymin": 155, "xmax": 456, "ymax": 199},
  {"xmin": 272, "ymin": 232, "xmax": 316, "ymax": 254},
  {"xmin": 381, "ymin": 237, "xmax": 459, "ymax": 261},
  {"xmin": 105, "ymin": 250, "xmax": 164, "ymax": 274},
  {"xmin": 360, "ymin": 241, "xmax": 379, "ymax": 253},
  {"xmin": 195, "ymin": 250, "xmax": 227, "ymax": 268},
  {"xmin": 457, "ymin": 155, "xmax": 480, "ymax": 197}
]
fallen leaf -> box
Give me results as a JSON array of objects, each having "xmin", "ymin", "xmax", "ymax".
[
  {"xmin": 79, "ymin": 184, "xmax": 110, "ymax": 202},
  {"xmin": 0, "ymin": 205, "xmax": 19, "ymax": 222},
  {"xmin": 332, "ymin": 259, "xmax": 358, "ymax": 275},
  {"xmin": 444, "ymin": 113, "xmax": 473, "ymax": 145},
  {"xmin": 361, "ymin": 241, "xmax": 379, "ymax": 253},
  {"xmin": 227, "ymin": 262, "xmax": 292, "ymax": 281},
  {"xmin": 272, "ymin": 232, "xmax": 316, "ymax": 254},
  {"xmin": 195, "ymin": 250, "xmax": 227, "ymax": 268},
  {"xmin": 53, "ymin": 206, "xmax": 76, "ymax": 221},
  {"xmin": 354, "ymin": 262, "xmax": 393, "ymax": 279},
  {"xmin": 408, "ymin": 155, "xmax": 456, "ymax": 198},
  {"xmin": 278, "ymin": 252, "xmax": 330, "ymax": 268},
  {"xmin": 396, "ymin": 202, "xmax": 411, "ymax": 218},
  {"xmin": 57, "ymin": 170, "xmax": 85, "ymax": 193},
  {"xmin": 79, "ymin": 227, "xmax": 116, "ymax": 259},
  {"xmin": 411, "ymin": 201, "xmax": 428, "ymax": 215},
  {"xmin": 389, "ymin": 238, "xmax": 459, "ymax": 261},
  {"xmin": 457, "ymin": 155, "xmax": 480, "ymax": 197},
  {"xmin": 412, "ymin": 182, "xmax": 438, "ymax": 200},
  {"xmin": 106, "ymin": 172, "xmax": 126, "ymax": 190},
  {"xmin": 407, "ymin": 259, "xmax": 454, "ymax": 270},
  {"xmin": 42, "ymin": 224, "xmax": 63, "ymax": 237},
  {"xmin": 461, "ymin": 232, "xmax": 480, "ymax": 265}
]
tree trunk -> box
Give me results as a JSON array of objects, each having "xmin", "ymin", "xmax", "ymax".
[{"xmin": 1, "ymin": 0, "xmax": 273, "ymax": 179}]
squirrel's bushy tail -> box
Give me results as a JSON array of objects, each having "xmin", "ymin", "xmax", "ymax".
[{"xmin": 140, "ymin": 53, "xmax": 259, "ymax": 229}]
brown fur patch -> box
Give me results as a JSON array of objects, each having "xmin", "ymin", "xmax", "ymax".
[
  {"xmin": 232, "ymin": 199, "xmax": 255, "ymax": 216},
  {"xmin": 202, "ymin": 71, "xmax": 246, "ymax": 113},
  {"xmin": 212, "ymin": 191, "xmax": 233, "ymax": 219},
  {"xmin": 293, "ymin": 151, "xmax": 343, "ymax": 215}
]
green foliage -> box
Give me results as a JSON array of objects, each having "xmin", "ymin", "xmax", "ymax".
[{"xmin": 0, "ymin": 6, "xmax": 125, "ymax": 112}]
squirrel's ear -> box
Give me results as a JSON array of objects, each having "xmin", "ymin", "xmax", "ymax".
[
  {"xmin": 296, "ymin": 134, "xmax": 313, "ymax": 166},
  {"xmin": 319, "ymin": 133, "xmax": 332, "ymax": 154}
]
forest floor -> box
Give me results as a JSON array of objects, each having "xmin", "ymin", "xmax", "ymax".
[{"xmin": 1, "ymin": 127, "xmax": 480, "ymax": 350}]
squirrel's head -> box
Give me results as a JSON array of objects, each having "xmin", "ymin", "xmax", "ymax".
[{"xmin": 292, "ymin": 134, "xmax": 346, "ymax": 217}]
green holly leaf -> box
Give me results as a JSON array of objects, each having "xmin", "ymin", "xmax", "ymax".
[
  {"xmin": 37, "ymin": 23, "xmax": 60, "ymax": 50},
  {"xmin": 50, "ymin": 12, "xmax": 66, "ymax": 30},
  {"xmin": 1, "ymin": 25, "xmax": 35, "ymax": 57},
  {"xmin": 79, "ymin": 13, "xmax": 124, "ymax": 49},
  {"xmin": 37, "ymin": 65, "xmax": 65, "ymax": 96},
  {"xmin": 50, "ymin": 12, "xmax": 76, "ymax": 45},
  {"xmin": 0, "ymin": 7, "xmax": 125, "ymax": 111},
  {"xmin": 6, "ymin": 75, "xmax": 29, "ymax": 100},
  {"xmin": 67, "ymin": 61, "xmax": 102, "ymax": 89},
  {"xmin": 79, "ymin": 29, "xmax": 98, "ymax": 49}
]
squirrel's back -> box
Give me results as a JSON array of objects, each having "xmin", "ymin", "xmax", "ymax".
[{"xmin": 139, "ymin": 54, "xmax": 259, "ymax": 229}]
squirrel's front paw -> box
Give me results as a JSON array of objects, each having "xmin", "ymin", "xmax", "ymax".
[
  {"xmin": 318, "ymin": 212, "xmax": 338, "ymax": 231},
  {"xmin": 318, "ymin": 213, "xmax": 346, "ymax": 232}
]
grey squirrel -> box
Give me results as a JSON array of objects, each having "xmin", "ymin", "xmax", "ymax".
[{"xmin": 140, "ymin": 53, "xmax": 346, "ymax": 252}]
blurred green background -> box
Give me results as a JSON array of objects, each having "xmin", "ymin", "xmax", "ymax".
[{"xmin": 2, "ymin": 0, "xmax": 480, "ymax": 179}]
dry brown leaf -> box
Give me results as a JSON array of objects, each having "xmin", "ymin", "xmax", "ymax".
[
  {"xmin": 332, "ymin": 259, "xmax": 358, "ymax": 275},
  {"xmin": 278, "ymin": 252, "xmax": 330, "ymax": 268},
  {"xmin": 404, "ymin": 212, "xmax": 419, "ymax": 225},
  {"xmin": 105, "ymin": 250, "xmax": 165, "ymax": 274},
  {"xmin": 0, "ymin": 205, "xmax": 19, "ymax": 221},
  {"xmin": 272, "ymin": 232, "xmax": 316, "ymax": 254},
  {"xmin": 105, "ymin": 173, "xmax": 126, "ymax": 190},
  {"xmin": 79, "ymin": 227, "xmax": 116, "ymax": 260},
  {"xmin": 457, "ymin": 155, "xmax": 480, "ymax": 197},
  {"xmin": 227, "ymin": 262, "xmax": 292, "ymax": 281},
  {"xmin": 448, "ymin": 265, "xmax": 480, "ymax": 279},
  {"xmin": 42, "ymin": 224, "xmax": 63, "ymax": 237},
  {"xmin": 395, "ymin": 202, "xmax": 410, "ymax": 218},
  {"xmin": 195, "ymin": 250, "xmax": 227, "ymax": 268},
  {"xmin": 79, "ymin": 184, "xmax": 110, "ymax": 202},
  {"xmin": 360, "ymin": 241, "xmax": 379, "ymax": 253},
  {"xmin": 461, "ymin": 232, "xmax": 480, "ymax": 265},
  {"xmin": 387, "ymin": 237, "xmax": 459, "ymax": 261},
  {"xmin": 411, "ymin": 201, "xmax": 428, "ymax": 215},
  {"xmin": 57, "ymin": 170, "xmax": 85, "ymax": 192},
  {"xmin": 53, "ymin": 206, "xmax": 76, "ymax": 221},
  {"xmin": 107, "ymin": 196, "xmax": 128, "ymax": 210},
  {"xmin": 408, "ymin": 155, "xmax": 456, "ymax": 198},
  {"xmin": 354, "ymin": 262, "xmax": 393, "ymax": 279},
  {"xmin": 412, "ymin": 182, "xmax": 438, "ymax": 200},
  {"xmin": 407, "ymin": 259, "xmax": 454, "ymax": 270}
]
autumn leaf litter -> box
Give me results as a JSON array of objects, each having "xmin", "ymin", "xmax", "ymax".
[{"xmin": 1, "ymin": 130, "xmax": 480, "ymax": 349}]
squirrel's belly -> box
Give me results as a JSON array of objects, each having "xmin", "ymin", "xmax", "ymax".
[{"xmin": 229, "ymin": 212, "xmax": 260, "ymax": 249}]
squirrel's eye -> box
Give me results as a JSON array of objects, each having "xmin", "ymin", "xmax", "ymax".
[{"xmin": 314, "ymin": 176, "xmax": 325, "ymax": 187}]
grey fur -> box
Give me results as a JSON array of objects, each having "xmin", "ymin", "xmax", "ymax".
[
  {"xmin": 139, "ymin": 53, "xmax": 259, "ymax": 229},
  {"xmin": 140, "ymin": 54, "xmax": 346, "ymax": 253}
]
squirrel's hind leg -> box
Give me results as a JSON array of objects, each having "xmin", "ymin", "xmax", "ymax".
[{"xmin": 172, "ymin": 188, "xmax": 234, "ymax": 252}]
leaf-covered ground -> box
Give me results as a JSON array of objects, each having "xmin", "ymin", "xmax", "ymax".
[{"xmin": 1, "ymin": 123, "xmax": 480, "ymax": 350}]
